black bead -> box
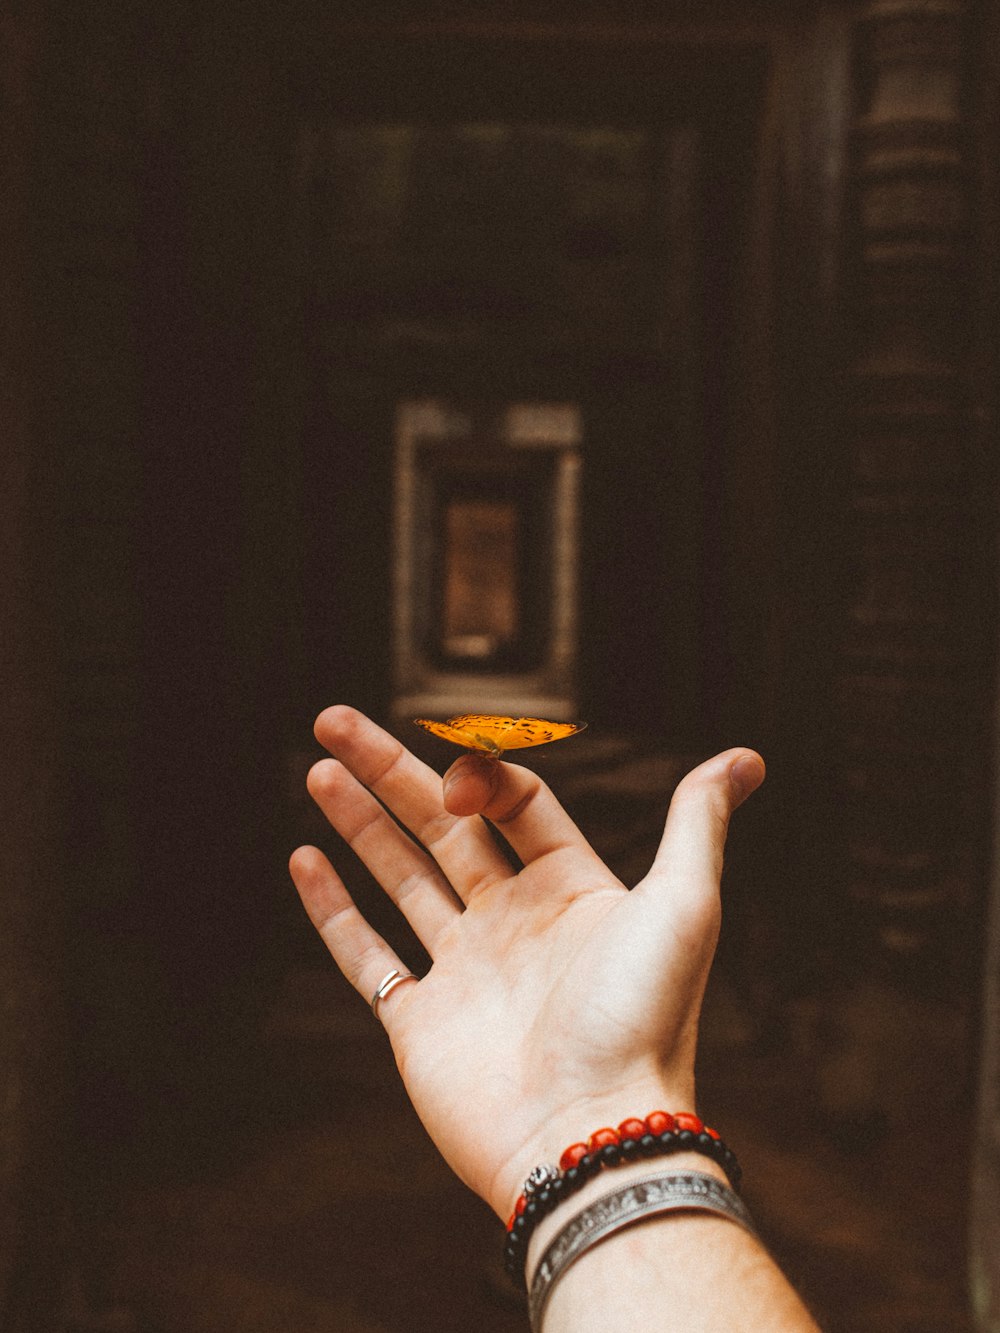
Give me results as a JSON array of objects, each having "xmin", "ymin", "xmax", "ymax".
[{"xmin": 500, "ymin": 1119, "xmax": 746, "ymax": 1293}]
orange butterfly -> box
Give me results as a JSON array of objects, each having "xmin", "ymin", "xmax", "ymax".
[{"xmin": 413, "ymin": 713, "xmax": 587, "ymax": 758}]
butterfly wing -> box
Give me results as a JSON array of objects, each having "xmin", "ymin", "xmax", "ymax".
[
  {"xmin": 413, "ymin": 718, "xmax": 497, "ymax": 752},
  {"xmin": 492, "ymin": 717, "xmax": 587, "ymax": 749},
  {"xmin": 443, "ymin": 715, "xmax": 587, "ymax": 751}
]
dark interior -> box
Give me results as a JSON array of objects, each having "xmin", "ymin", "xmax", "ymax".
[{"xmin": 3, "ymin": 4, "xmax": 999, "ymax": 1330}]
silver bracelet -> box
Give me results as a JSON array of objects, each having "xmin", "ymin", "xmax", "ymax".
[{"xmin": 527, "ymin": 1170, "xmax": 758, "ymax": 1332}]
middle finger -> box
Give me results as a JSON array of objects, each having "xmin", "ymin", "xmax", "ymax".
[
  {"xmin": 315, "ymin": 705, "xmax": 513, "ymax": 900},
  {"xmin": 307, "ymin": 759, "xmax": 462, "ymax": 949}
]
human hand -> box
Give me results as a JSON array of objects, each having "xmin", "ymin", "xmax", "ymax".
[{"xmin": 289, "ymin": 706, "xmax": 764, "ymax": 1223}]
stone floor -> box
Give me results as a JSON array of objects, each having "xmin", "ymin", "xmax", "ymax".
[
  {"xmin": 94, "ymin": 738, "xmax": 979, "ymax": 1332},
  {"xmin": 95, "ymin": 960, "xmax": 977, "ymax": 1333}
]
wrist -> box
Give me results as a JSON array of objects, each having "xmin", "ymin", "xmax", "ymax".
[
  {"xmin": 525, "ymin": 1151, "xmax": 730, "ymax": 1287},
  {"xmin": 527, "ymin": 1179, "xmax": 821, "ymax": 1333},
  {"xmin": 500, "ymin": 1094, "xmax": 742, "ymax": 1289}
]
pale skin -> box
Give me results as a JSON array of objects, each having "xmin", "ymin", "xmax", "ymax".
[{"xmin": 289, "ymin": 706, "xmax": 821, "ymax": 1331}]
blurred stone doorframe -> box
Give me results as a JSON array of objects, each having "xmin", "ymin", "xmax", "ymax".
[{"xmin": 391, "ymin": 398, "xmax": 583, "ymax": 722}]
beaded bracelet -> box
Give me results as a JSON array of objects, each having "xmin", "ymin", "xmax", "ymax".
[{"xmin": 503, "ymin": 1110, "xmax": 741, "ymax": 1287}]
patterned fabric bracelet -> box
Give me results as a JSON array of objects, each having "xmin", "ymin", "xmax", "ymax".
[
  {"xmin": 502, "ymin": 1110, "xmax": 742, "ymax": 1287},
  {"xmin": 526, "ymin": 1170, "xmax": 758, "ymax": 1332}
]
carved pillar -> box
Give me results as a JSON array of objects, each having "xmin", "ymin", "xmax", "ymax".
[{"xmin": 829, "ymin": 0, "xmax": 990, "ymax": 1129}]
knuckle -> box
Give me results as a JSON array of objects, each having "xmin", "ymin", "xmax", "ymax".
[
  {"xmin": 489, "ymin": 770, "xmax": 546, "ymax": 825},
  {"xmin": 419, "ymin": 808, "xmax": 459, "ymax": 849}
]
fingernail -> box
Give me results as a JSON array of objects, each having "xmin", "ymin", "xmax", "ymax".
[
  {"xmin": 729, "ymin": 754, "xmax": 765, "ymax": 805},
  {"xmin": 444, "ymin": 755, "xmax": 478, "ymax": 796}
]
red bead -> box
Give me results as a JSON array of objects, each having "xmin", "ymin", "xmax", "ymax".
[
  {"xmin": 588, "ymin": 1127, "xmax": 620, "ymax": 1152},
  {"xmin": 674, "ymin": 1112, "xmax": 703, "ymax": 1134},
  {"xmin": 559, "ymin": 1142, "xmax": 589, "ymax": 1171},
  {"xmin": 645, "ymin": 1110, "xmax": 676, "ymax": 1135},
  {"xmin": 506, "ymin": 1211, "xmax": 516, "ymax": 1232},
  {"xmin": 618, "ymin": 1117, "xmax": 647, "ymax": 1141},
  {"xmin": 515, "ymin": 1193, "xmax": 527, "ymax": 1216},
  {"xmin": 705, "ymin": 1125, "xmax": 721, "ymax": 1140}
]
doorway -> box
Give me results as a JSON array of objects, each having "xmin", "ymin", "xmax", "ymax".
[{"xmin": 298, "ymin": 31, "xmax": 767, "ymax": 746}]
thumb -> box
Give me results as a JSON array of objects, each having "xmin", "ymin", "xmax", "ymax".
[
  {"xmin": 442, "ymin": 752, "xmax": 501, "ymax": 816},
  {"xmin": 637, "ymin": 748, "xmax": 765, "ymax": 909}
]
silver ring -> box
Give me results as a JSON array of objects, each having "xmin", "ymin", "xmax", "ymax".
[{"xmin": 370, "ymin": 968, "xmax": 418, "ymax": 1018}]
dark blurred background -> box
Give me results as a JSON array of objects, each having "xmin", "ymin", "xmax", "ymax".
[{"xmin": 3, "ymin": 2, "xmax": 1000, "ymax": 1330}]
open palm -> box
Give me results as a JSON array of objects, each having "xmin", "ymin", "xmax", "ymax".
[{"xmin": 289, "ymin": 706, "xmax": 764, "ymax": 1221}]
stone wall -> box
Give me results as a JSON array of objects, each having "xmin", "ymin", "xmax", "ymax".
[
  {"xmin": 0, "ymin": 3, "xmax": 300, "ymax": 1322},
  {"xmin": 0, "ymin": 3, "xmax": 147, "ymax": 1324},
  {"xmin": 0, "ymin": 7, "xmax": 67, "ymax": 1325}
]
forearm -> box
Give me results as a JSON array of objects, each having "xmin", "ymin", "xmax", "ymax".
[{"xmin": 526, "ymin": 1157, "xmax": 821, "ymax": 1333}]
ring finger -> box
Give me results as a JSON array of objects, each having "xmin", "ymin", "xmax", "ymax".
[
  {"xmin": 289, "ymin": 844, "xmax": 418, "ymax": 1033},
  {"xmin": 307, "ymin": 757, "xmax": 462, "ymax": 951}
]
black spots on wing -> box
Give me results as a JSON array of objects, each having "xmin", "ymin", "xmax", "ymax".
[{"xmin": 427, "ymin": 713, "xmax": 586, "ymax": 750}]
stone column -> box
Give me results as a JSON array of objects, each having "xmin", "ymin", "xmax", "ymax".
[{"xmin": 822, "ymin": 0, "xmax": 990, "ymax": 1131}]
